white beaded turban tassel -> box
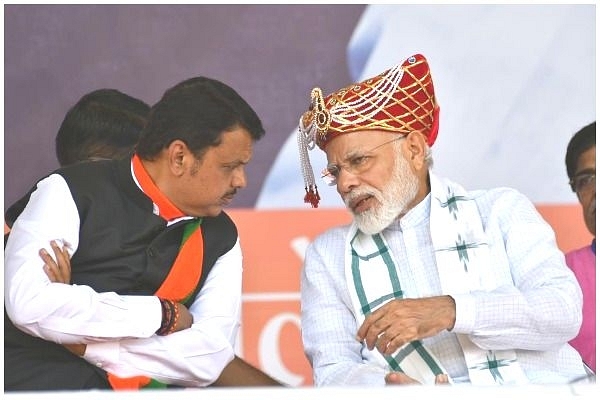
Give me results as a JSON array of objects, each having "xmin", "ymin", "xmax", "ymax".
[{"xmin": 297, "ymin": 116, "xmax": 320, "ymax": 208}]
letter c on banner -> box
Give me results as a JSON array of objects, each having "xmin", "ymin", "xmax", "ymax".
[{"xmin": 258, "ymin": 312, "xmax": 304, "ymax": 386}]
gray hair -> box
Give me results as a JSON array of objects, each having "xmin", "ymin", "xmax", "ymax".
[
  {"xmin": 392, "ymin": 136, "xmax": 434, "ymax": 169},
  {"xmin": 424, "ymin": 144, "xmax": 433, "ymax": 169}
]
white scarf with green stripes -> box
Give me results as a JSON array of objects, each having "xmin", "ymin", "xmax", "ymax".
[{"xmin": 345, "ymin": 172, "xmax": 529, "ymax": 385}]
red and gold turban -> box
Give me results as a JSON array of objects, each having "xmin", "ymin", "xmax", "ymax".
[{"xmin": 297, "ymin": 53, "xmax": 439, "ymax": 207}]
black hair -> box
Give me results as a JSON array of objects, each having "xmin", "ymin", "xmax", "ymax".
[
  {"xmin": 55, "ymin": 89, "xmax": 150, "ymax": 166},
  {"xmin": 135, "ymin": 76, "xmax": 265, "ymax": 160},
  {"xmin": 565, "ymin": 121, "xmax": 596, "ymax": 180}
]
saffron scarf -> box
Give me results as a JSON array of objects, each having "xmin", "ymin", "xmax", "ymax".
[
  {"xmin": 345, "ymin": 172, "xmax": 528, "ymax": 385},
  {"xmin": 107, "ymin": 155, "xmax": 204, "ymax": 389}
]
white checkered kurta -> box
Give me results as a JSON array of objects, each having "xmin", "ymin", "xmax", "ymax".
[{"xmin": 300, "ymin": 182, "xmax": 585, "ymax": 386}]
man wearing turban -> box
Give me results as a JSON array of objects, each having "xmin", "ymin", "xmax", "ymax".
[{"xmin": 297, "ymin": 54, "xmax": 587, "ymax": 385}]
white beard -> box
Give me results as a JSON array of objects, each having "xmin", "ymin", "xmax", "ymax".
[{"xmin": 347, "ymin": 153, "xmax": 419, "ymax": 235}]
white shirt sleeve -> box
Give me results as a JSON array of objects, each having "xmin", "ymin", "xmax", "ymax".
[
  {"xmin": 301, "ymin": 228, "xmax": 388, "ymax": 386},
  {"xmin": 4, "ymin": 174, "xmax": 161, "ymax": 342},
  {"xmin": 452, "ymin": 189, "xmax": 583, "ymax": 350},
  {"xmin": 83, "ymin": 239, "xmax": 242, "ymax": 387}
]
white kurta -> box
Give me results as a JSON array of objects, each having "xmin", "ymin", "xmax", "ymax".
[{"xmin": 301, "ymin": 177, "xmax": 584, "ymax": 386}]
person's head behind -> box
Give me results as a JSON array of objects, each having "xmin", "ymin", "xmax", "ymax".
[
  {"xmin": 297, "ymin": 54, "xmax": 438, "ymax": 234},
  {"xmin": 136, "ymin": 76, "xmax": 265, "ymax": 217},
  {"xmin": 565, "ymin": 121, "xmax": 596, "ymax": 236},
  {"xmin": 55, "ymin": 89, "xmax": 150, "ymax": 166}
]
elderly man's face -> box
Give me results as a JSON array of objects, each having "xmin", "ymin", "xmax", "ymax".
[{"xmin": 324, "ymin": 130, "xmax": 421, "ymax": 234}]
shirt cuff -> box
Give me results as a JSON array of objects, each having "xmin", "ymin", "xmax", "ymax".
[
  {"xmin": 83, "ymin": 341, "xmax": 121, "ymax": 371},
  {"xmin": 449, "ymin": 293, "xmax": 476, "ymax": 333}
]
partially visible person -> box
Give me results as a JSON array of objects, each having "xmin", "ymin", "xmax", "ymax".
[
  {"xmin": 564, "ymin": 121, "xmax": 596, "ymax": 374},
  {"xmin": 4, "ymin": 76, "xmax": 281, "ymax": 390},
  {"xmin": 296, "ymin": 53, "xmax": 586, "ymax": 386},
  {"xmin": 5, "ymin": 88, "xmax": 150, "ymax": 229},
  {"xmin": 4, "ymin": 86, "xmax": 283, "ymax": 389},
  {"xmin": 55, "ymin": 88, "xmax": 150, "ymax": 165}
]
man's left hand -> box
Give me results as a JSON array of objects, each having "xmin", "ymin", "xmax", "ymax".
[
  {"xmin": 40, "ymin": 240, "xmax": 86, "ymax": 357},
  {"xmin": 356, "ymin": 295, "xmax": 456, "ymax": 355},
  {"xmin": 40, "ymin": 240, "xmax": 71, "ymax": 284}
]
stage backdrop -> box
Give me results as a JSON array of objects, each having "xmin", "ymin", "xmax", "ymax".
[
  {"xmin": 3, "ymin": 4, "xmax": 595, "ymax": 388},
  {"xmin": 3, "ymin": 4, "xmax": 366, "ymax": 210}
]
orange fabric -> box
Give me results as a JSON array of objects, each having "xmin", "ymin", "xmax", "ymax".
[
  {"xmin": 107, "ymin": 374, "xmax": 151, "ymax": 390},
  {"xmin": 155, "ymin": 223, "xmax": 203, "ymax": 302},
  {"xmin": 106, "ymin": 155, "xmax": 204, "ymax": 390},
  {"xmin": 132, "ymin": 154, "xmax": 184, "ymax": 221}
]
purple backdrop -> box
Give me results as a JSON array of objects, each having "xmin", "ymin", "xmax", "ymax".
[{"xmin": 4, "ymin": 4, "xmax": 365, "ymax": 211}]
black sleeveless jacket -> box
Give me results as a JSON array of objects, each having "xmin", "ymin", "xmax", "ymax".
[{"xmin": 4, "ymin": 157, "xmax": 238, "ymax": 391}]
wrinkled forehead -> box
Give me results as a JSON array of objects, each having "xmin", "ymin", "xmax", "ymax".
[{"xmin": 324, "ymin": 130, "xmax": 396, "ymax": 161}]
